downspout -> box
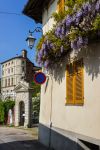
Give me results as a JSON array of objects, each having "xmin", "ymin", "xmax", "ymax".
[{"xmin": 49, "ymin": 75, "xmax": 53, "ymax": 149}]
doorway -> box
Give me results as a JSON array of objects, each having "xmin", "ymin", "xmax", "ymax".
[{"xmin": 19, "ymin": 101, "xmax": 25, "ymax": 126}]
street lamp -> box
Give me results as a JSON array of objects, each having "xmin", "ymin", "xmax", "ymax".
[{"xmin": 26, "ymin": 27, "xmax": 43, "ymax": 49}]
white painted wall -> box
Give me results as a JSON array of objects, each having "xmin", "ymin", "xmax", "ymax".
[
  {"xmin": 40, "ymin": 0, "xmax": 100, "ymax": 143},
  {"xmin": 42, "ymin": 0, "xmax": 58, "ymax": 34}
]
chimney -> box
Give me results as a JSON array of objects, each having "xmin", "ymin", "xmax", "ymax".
[{"xmin": 22, "ymin": 49, "xmax": 27, "ymax": 58}]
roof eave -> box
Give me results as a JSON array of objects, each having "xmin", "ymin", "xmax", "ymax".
[
  {"xmin": 23, "ymin": 0, "xmax": 51, "ymax": 23},
  {"xmin": 22, "ymin": 0, "xmax": 44, "ymax": 23}
]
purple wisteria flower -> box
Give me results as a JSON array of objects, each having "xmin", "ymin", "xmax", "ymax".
[
  {"xmin": 55, "ymin": 26, "xmax": 62, "ymax": 37},
  {"xmin": 71, "ymin": 40, "xmax": 78, "ymax": 49},
  {"xmin": 95, "ymin": 1, "xmax": 100, "ymax": 12},
  {"xmin": 76, "ymin": 10, "xmax": 83, "ymax": 18},
  {"xmin": 42, "ymin": 43, "xmax": 47, "ymax": 49},
  {"xmin": 66, "ymin": 15, "xmax": 73, "ymax": 27},
  {"xmin": 60, "ymin": 34, "xmax": 64, "ymax": 40},
  {"xmin": 44, "ymin": 60, "xmax": 50, "ymax": 68},
  {"xmin": 77, "ymin": 36, "xmax": 83, "ymax": 48},
  {"xmin": 82, "ymin": 3, "xmax": 89, "ymax": 16},
  {"xmin": 44, "ymin": 49, "xmax": 48, "ymax": 56}
]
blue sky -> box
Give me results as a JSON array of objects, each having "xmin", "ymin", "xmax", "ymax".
[{"xmin": 0, "ymin": 0, "xmax": 42, "ymax": 66}]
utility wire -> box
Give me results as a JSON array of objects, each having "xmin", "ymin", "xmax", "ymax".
[{"xmin": 0, "ymin": 11, "xmax": 22, "ymax": 16}]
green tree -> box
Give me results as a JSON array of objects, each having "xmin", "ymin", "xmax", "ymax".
[
  {"xmin": 31, "ymin": 81, "xmax": 41, "ymax": 123},
  {"xmin": 0, "ymin": 101, "xmax": 4, "ymax": 123},
  {"xmin": 31, "ymin": 81, "xmax": 41, "ymax": 97},
  {"xmin": 3, "ymin": 99, "xmax": 15, "ymax": 119},
  {"xmin": 32, "ymin": 95, "xmax": 40, "ymax": 123}
]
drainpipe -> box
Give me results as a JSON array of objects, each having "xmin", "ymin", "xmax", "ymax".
[{"xmin": 48, "ymin": 76, "xmax": 53, "ymax": 149}]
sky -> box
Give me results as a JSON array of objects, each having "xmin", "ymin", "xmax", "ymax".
[{"xmin": 0, "ymin": 0, "xmax": 42, "ymax": 66}]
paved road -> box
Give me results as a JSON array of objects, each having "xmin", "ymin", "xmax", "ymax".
[{"xmin": 0, "ymin": 127, "xmax": 48, "ymax": 150}]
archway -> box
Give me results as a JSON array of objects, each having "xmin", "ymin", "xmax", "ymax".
[{"xmin": 19, "ymin": 101, "xmax": 25, "ymax": 126}]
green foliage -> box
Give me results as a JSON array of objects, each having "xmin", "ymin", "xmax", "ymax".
[
  {"xmin": 31, "ymin": 81, "xmax": 41, "ymax": 97},
  {"xmin": 36, "ymin": 36, "xmax": 45, "ymax": 50},
  {"xmin": 36, "ymin": 0, "xmax": 100, "ymax": 68},
  {"xmin": 31, "ymin": 81, "xmax": 41, "ymax": 123},
  {"xmin": 52, "ymin": 0, "xmax": 86, "ymax": 22},
  {"xmin": 0, "ymin": 99, "xmax": 15, "ymax": 124},
  {"xmin": 32, "ymin": 96, "xmax": 40, "ymax": 123},
  {"xmin": 3, "ymin": 99, "xmax": 15, "ymax": 118},
  {"xmin": 93, "ymin": 14, "xmax": 100, "ymax": 30},
  {"xmin": 52, "ymin": 11, "xmax": 66, "ymax": 22},
  {"xmin": 0, "ymin": 101, "xmax": 4, "ymax": 123}
]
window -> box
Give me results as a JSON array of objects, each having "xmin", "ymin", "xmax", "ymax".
[
  {"xmin": 11, "ymin": 61, "xmax": 13, "ymax": 64},
  {"xmin": 11, "ymin": 78, "xmax": 13, "ymax": 86},
  {"xmin": 22, "ymin": 67, "xmax": 25, "ymax": 72},
  {"xmin": 5, "ymin": 79, "xmax": 7, "ymax": 87},
  {"xmin": 66, "ymin": 59, "xmax": 84, "ymax": 105},
  {"xmin": 22, "ymin": 60, "xmax": 25, "ymax": 64},
  {"xmin": 11, "ymin": 68, "xmax": 13, "ymax": 73},
  {"xmin": 57, "ymin": 0, "xmax": 65, "ymax": 12},
  {"xmin": 8, "ymin": 78, "xmax": 10, "ymax": 86},
  {"xmin": 8, "ymin": 68, "xmax": 10, "ymax": 74}
]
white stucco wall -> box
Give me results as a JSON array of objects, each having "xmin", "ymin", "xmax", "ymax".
[
  {"xmin": 42, "ymin": 0, "xmax": 58, "ymax": 34},
  {"xmin": 40, "ymin": 0, "xmax": 100, "ymax": 144},
  {"xmin": 40, "ymin": 44, "xmax": 100, "ymax": 142}
]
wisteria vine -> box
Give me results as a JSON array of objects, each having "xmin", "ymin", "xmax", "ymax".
[{"xmin": 36, "ymin": 0, "xmax": 100, "ymax": 69}]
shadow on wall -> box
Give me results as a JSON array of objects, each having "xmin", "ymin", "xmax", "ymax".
[
  {"xmin": 48, "ymin": 42, "xmax": 100, "ymax": 83},
  {"xmin": 76, "ymin": 42, "xmax": 100, "ymax": 81},
  {"xmin": 48, "ymin": 51, "xmax": 71, "ymax": 84}
]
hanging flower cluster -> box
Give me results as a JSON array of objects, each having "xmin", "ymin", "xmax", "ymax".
[{"xmin": 36, "ymin": 0, "xmax": 100, "ymax": 69}]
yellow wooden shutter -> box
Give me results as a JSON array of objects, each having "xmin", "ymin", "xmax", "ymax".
[
  {"xmin": 74, "ymin": 59, "xmax": 84, "ymax": 105},
  {"xmin": 66, "ymin": 59, "xmax": 84, "ymax": 105},
  {"xmin": 57, "ymin": 0, "xmax": 65, "ymax": 12},
  {"xmin": 66, "ymin": 64, "xmax": 74, "ymax": 104}
]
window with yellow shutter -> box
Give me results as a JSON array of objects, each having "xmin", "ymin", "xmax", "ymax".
[
  {"xmin": 66, "ymin": 59, "xmax": 84, "ymax": 105},
  {"xmin": 57, "ymin": 0, "xmax": 65, "ymax": 12}
]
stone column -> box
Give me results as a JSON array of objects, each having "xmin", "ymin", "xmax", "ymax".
[
  {"xmin": 15, "ymin": 100, "xmax": 19, "ymax": 126},
  {"xmin": 24, "ymin": 91, "xmax": 32, "ymax": 128}
]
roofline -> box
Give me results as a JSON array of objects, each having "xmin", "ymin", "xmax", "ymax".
[
  {"xmin": 1, "ymin": 56, "xmax": 33, "ymax": 65},
  {"xmin": 0, "ymin": 56, "xmax": 23, "ymax": 64},
  {"xmin": 22, "ymin": 0, "xmax": 50, "ymax": 23}
]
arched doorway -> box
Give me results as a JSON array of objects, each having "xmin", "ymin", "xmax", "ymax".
[{"xmin": 19, "ymin": 101, "xmax": 25, "ymax": 126}]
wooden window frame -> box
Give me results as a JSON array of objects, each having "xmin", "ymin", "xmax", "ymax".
[
  {"xmin": 66, "ymin": 59, "xmax": 84, "ymax": 105},
  {"xmin": 57, "ymin": 0, "xmax": 65, "ymax": 12}
]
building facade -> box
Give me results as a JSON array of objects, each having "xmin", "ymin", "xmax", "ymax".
[
  {"xmin": 23, "ymin": 0, "xmax": 100, "ymax": 149},
  {"xmin": 1, "ymin": 49, "xmax": 35, "ymax": 100}
]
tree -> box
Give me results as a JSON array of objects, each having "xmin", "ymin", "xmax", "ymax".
[
  {"xmin": 31, "ymin": 81, "xmax": 41, "ymax": 123},
  {"xmin": 32, "ymin": 95, "xmax": 40, "ymax": 123},
  {"xmin": 31, "ymin": 81, "xmax": 41, "ymax": 97},
  {"xmin": 3, "ymin": 99, "xmax": 15, "ymax": 119},
  {"xmin": 0, "ymin": 101, "xmax": 4, "ymax": 123}
]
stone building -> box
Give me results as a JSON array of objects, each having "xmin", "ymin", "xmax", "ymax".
[{"xmin": 1, "ymin": 49, "xmax": 38, "ymax": 100}]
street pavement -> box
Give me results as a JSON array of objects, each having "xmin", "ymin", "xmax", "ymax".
[{"xmin": 0, "ymin": 126, "xmax": 48, "ymax": 150}]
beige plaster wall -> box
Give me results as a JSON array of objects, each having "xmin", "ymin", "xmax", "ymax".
[
  {"xmin": 40, "ymin": 0, "xmax": 100, "ymax": 142},
  {"xmin": 40, "ymin": 44, "xmax": 100, "ymax": 141}
]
